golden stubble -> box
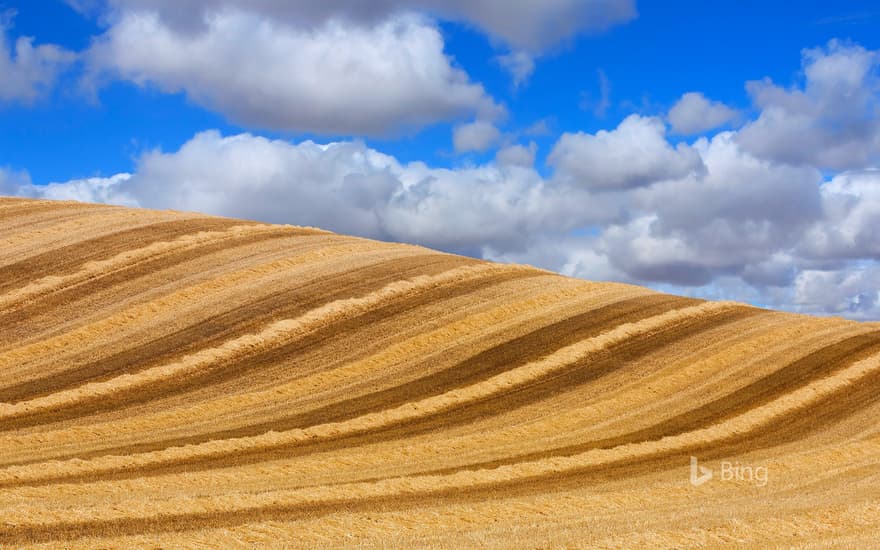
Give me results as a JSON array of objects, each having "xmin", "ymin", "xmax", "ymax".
[{"xmin": 1, "ymin": 198, "xmax": 879, "ymax": 549}]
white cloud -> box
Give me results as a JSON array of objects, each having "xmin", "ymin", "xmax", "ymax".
[
  {"xmin": 13, "ymin": 131, "xmax": 591, "ymax": 255},
  {"xmin": 86, "ymin": 11, "xmax": 499, "ymax": 135},
  {"xmin": 667, "ymin": 92, "xmax": 738, "ymax": 134},
  {"xmin": 10, "ymin": 37, "xmax": 880, "ymax": 319},
  {"xmin": 384, "ymin": 163, "xmax": 554, "ymax": 253},
  {"xmin": 482, "ymin": 128, "xmax": 880, "ymax": 317},
  {"xmin": 0, "ymin": 167, "xmax": 31, "ymax": 194},
  {"xmin": 96, "ymin": 0, "xmax": 637, "ymax": 52},
  {"xmin": 543, "ymin": 133, "xmax": 822, "ymax": 286},
  {"xmin": 9, "ymin": 134, "xmax": 397, "ymax": 236},
  {"xmin": 495, "ymin": 142, "xmax": 537, "ymax": 167},
  {"xmin": 523, "ymin": 118, "xmax": 552, "ymax": 137},
  {"xmin": 548, "ymin": 115, "xmax": 704, "ymax": 189},
  {"xmin": 453, "ymin": 120, "xmax": 502, "ymax": 153},
  {"xmin": 0, "ymin": 22, "xmax": 76, "ymax": 103},
  {"xmin": 496, "ymin": 51, "xmax": 535, "ymax": 89},
  {"xmin": 9, "ymin": 122, "xmax": 880, "ymax": 319},
  {"xmin": 130, "ymin": 132, "xmax": 402, "ymax": 237},
  {"xmin": 78, "ymin": 0, "xmax": 638, "ymax": 134},
  {"xmin": 27, "ymin": 174, "xmax": 136, "ymax": 204},
  {"xmin": 485, "ymin": 234, "xmax": 624, "ymax": 283},
  {"xmin": 793, "ymin": 266, "xmax": 880, "ymax": 319},
  {"xmin": 800, "ymin": 169, "xmax": 880, "ymax": 260},
  {"xmin": 472, "ymin": 129, "xmax": 869, "ymax": 313},
  {"xmin": 643, "ymin": 133, "xmax": 823, "ymax": 238},
  {"xmin": 737, "ymin": 40, "xmax": 880, "ymax": 170}
]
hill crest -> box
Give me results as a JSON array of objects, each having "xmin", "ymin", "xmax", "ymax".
[{"xmin": 1, "ymin": 196, "xmax": 879, "ymax": 547}]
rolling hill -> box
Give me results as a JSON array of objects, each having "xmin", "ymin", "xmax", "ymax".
[{"xmin": 2, "ymin": 196, "xmax": 880, "ymax": 548}]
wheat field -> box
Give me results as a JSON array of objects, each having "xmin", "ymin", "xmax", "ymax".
[{"xmin": 1, "ymin": 196, "xmax": 879, "ymax": 548}]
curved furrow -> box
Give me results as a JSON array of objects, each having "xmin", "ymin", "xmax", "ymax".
[
  {"xmin": 0, "ymin": 202, "xmax": 112, "ymax": 236},
  {"xmin": 0, "ymin": 233, "xmax": 344, "ymax": 360},
  {"xmin": 87, "ymin": 291, "xmax": 681, "ymax": 456},
  {"xmin": 0, "ymin": 223, "xmax": 295, "ymax": 311},
  {"xmin": 0, "ymin": 233, "xmax": 368, "ymax": 356},
  {"xmin": 0, "ymin": 251, "xmax": 469, "ymax": 415},
  {"xmin": 0, "ymin": 197, "xmax": 33, "ymax": 205},
  {"xmin": 0, "ymin": 237, "xmax": 413, "ymax": 369},
  {"xmin": 0, "ymin": 200, "xmax": 85, "ymax": 223},
  {"xmin": 0, "ymin": 277, "xmax": 629, "ymax": 462},
  {"xmin": 0, "ymin": 232, "xmax": 344, "ymax": 355},
  {"xmin": 6, "ymin": 398, "xmax": 880, "ymax": 524},
  {"xmin": 1, "ymin": 256, "xmax": 507, "ymax": 407},
  {"xmin": 0, "ymin": 207, "xmax": 199, "ymax": 265},
  {"xmin": 206, "ymin": 312, "xmax": 843, "ymax": 490},
  {"xmin": 0, "ymin": 280, "xmax": 644, "ymax": 465},
  {"xmin": 3, "ymin": 198, "xmax": 879, "ymax": 547},
  {"xmin": 401, "ymin": 325, "xmax": 880, "ymax": 477},
  {"xmin": 0, "ymin": 301, "xmax": 742, "ymax": 484},
  {"xmin": 0, "ymin": 263, "xmax": 539, "ymax": 423},
  {"xmin": 136, "ymin": 298, "xmax": 733, "ymax": 471},
  {"xmin": 2, "ymin": 349, "xmax": 879, "ymax": 544},
  {"xmin": 0, "ymin": 217, "xmax": 266, "ymax": 293}
]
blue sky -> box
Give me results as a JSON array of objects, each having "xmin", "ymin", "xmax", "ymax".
[
  {"xmin": 5, "ymin": 0, "xmax": 878, "ymax": 182},
  {"xmin": 2, "ymin": 0, "xmax": 880, "ymax": 318}
]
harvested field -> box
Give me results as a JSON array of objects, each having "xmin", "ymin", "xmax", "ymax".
[{"xmin": 2, "ymin": 196, "xmax": 879, "ymax": 548}]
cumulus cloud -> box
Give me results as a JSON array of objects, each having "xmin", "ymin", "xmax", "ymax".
[
  {"xmin": 476, "ymin": 117, "xmax": 879, "ymax": 318},
  {"xmin": 77, "ymin": 0, "xmax": 637, "ymax": 134},
  {"xmin": 592, "ymin": 133, "xmax": 822, "ymax": 285},
  {"xmin": 548, "ymin": 115, "xmax": 704, "ymax": 189},
  {"xmin": 91, "ymin": 0, "xmax": 637, "ymax": 52},
  {"xmin": 86, "ymin": 11, "xmax": 499, "ymax": 135},
  {"xmin": 793, "ymin": 266, "xmax": 880, "ymax": 319},
  {"xmin": 11, "ymin": 134, "xmax": 395, "ymax": 236},
  {"xmin": 10, "ymin": 120, "xmax": 880, "ymax": 319},
  {"xmin": 12, "ymin": 37, "xmax": 880, "ymax": 319},
  {"xmin": 453, "ymin": 120, "xmax": 502, "ymax": 153},
  {"xmin": 643, "ymin": 133, "xmax": 822, "ymax": 238},
  {"xmin": 495, "ymin": 142, "xmax": 537, "ymax": 167},
  {"xmin": 495, "ymin": 131, "xmax": 879, "ymax": 316},
  {"xmin": 799, "ymin": 169, "xmax": 880, "ymax": 260},
  {"xmin": 737, "ymin": 40, "xmax": 880, "ymax": 170},
  {"xmin": 0, "ymin": 20, "xmax": 76, "ymax": 103},
  {"xmin": 128, "ymin": 133, "xmax": 401, "ymax": 237},
  {"xmin": 667, "ymin": 92, "xmax": 738, "ymax": 134},
  {"xmin": 14, "ymin": 131, "xmax": 602, "ymax": 255},
  {"xmin": 25, "ymin": 173, "xmax": 136, "ymax": 204}
]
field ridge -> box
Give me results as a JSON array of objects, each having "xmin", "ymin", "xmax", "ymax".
[{"xmin": 1, "ymin": 197, "xmax": 879, "ymax": 548}]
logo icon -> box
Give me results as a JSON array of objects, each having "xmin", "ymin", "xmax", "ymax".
[{"xmin": 690, "ymin": 456, "xmax": 713, "ymax": 486}]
